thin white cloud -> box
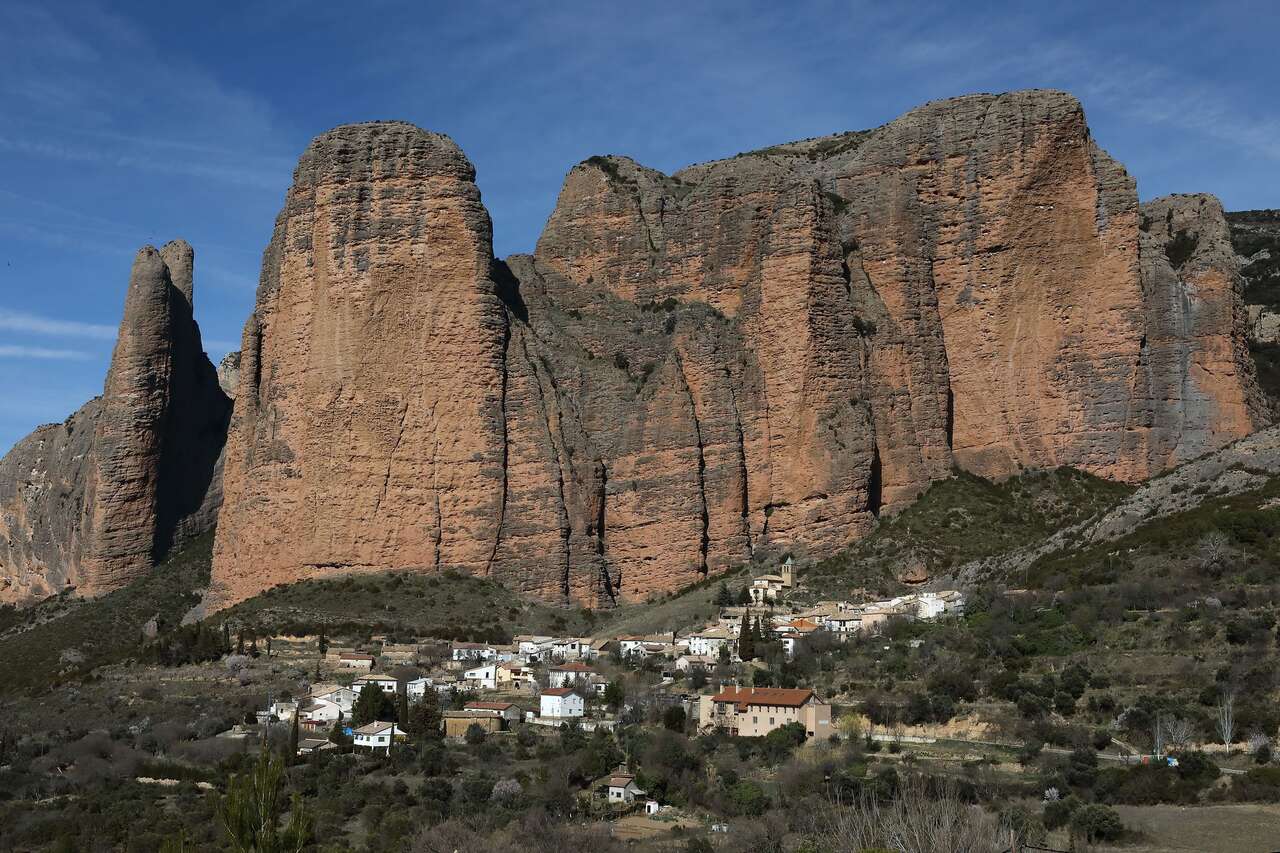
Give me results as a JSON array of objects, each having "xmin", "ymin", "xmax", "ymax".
[
  {"xmin": 0, "ymin": 345, "xmax": 94, "ymax": 360},
  {"xmin": 0, "ymin": 308, "xmax": 117, "ymax": 341}
]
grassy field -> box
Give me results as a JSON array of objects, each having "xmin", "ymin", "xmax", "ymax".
[{"xmin": 1100, "ymin": 803, "xmax": 1280, "ymax": 852}]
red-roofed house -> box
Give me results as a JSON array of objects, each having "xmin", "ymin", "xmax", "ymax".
[
  {"xmin": 463, "ymin": 701, "xmax": 523, "ymax": 726},
  {"xmin": 698, "ymin": 686, "xmax": 832, "ymax": 739}
]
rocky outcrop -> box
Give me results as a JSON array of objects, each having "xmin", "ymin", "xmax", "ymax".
[
  {"xmin": 217, "ymin": 352, "xmax": 241, "ymax": 397},
  {"xmin": 208, "ymin": 123, "xmax": 510, "ymax": 609},
  {"xmin": 0, "ymin": 243, "xmax": 231, "ymax": 605},
  {"xmin": 204, "ymin": 91, "xmax": 1267, "ymax": 611},
  {"xmin": 1133, "ymin": 195, "xmax": 1267, "ymax": 467}
]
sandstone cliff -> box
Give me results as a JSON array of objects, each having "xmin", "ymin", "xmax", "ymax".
[
  {"xmin": 204, "ymin": 90, "xmax": 1267, "ymax": 611},
  {"xmin": 0, "ymin": 244, "xmax": 231, "ymax": 605}
]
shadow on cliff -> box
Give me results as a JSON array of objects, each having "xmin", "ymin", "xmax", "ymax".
[{"xmin": 152, "ymin": 284, "xmax": 232, "ymax": 563}]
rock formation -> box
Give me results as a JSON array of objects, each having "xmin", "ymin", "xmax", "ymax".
[
  {"xmin": 0, "ymin": 90, "xmax": 1266, "ymax": 611},
  {"xmin": 204, "ymin": 90, "xmax": 1268, "ymax": 611},
  {"xmin": 0, "ymin": 243, "xmax": 231, "ymax": 605},
  {"xmin": 1227, "ymin": 209, "xmax": 1280, "ymax": 412},
  {"xmin": 217, "ymin": 352, "xmax": 241, "ymax": 398}
]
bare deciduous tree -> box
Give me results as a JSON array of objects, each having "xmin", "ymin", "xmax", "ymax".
[
  {"xmin": 811, "ymin": 774, "xmax": 1000, "ymax": 853},
  {"xmin": 1162, "ymin": 716, "xmax": 1195, "ymax": 751},
  {"xmin": 1216, "ymin": 691, "xmax": 1236, "ymax": 747},
  {"xmin": 1197, "ymin": 531, "xmax": 1231, "ymax": 572}
]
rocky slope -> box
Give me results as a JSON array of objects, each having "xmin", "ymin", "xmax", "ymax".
[
  {"xmin": 201, "ymin": 90, "xmax": 1268, "ymax": 611},
  {"xmin": 0, "ymin": 244, "xmax": 231, "ymax": 605},
  {"xmin": 955, "ymin": 424, "xmax": 1280, "ymax": 586}
]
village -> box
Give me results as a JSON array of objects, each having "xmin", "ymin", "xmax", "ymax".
[{"xmin": 238, "ymin": 559, "xmax": 966, "ymax": 815}]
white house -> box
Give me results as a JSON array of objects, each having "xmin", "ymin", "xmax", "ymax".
[
  {"xmin": 548, "ymin": 662, "xmax": 597, "ymax": 689},
  {"xmin": 618, "ymin": 636, "xmax": 671, "ymax": 658},
  {"xmin": 406, "ymin": 677, "xmax": 433, "ymax": 702},
  {"xmin": 605, "ymin": 771, "xmax": 645, "ymax": 805},
  {"xmin": 352, "ymin": 721, "xmax": 404, "ymax": 754},
  {"xmin": 352, "ymin": 674, "xmax": 399, "ymax": 696},
  {"xmin": 684, "ymin": 627, "xmax": 733, "ymax": 657},
  {"xmin": 451, "ymin": 642, "xmax": 497, "ymax": 662},
  {"xmin": 540, "ymin": 688, "xmax": 584, "ymax": 718},
  {"xmin": 268, "ymin": 700, "xmax": 298, "ymax": 721},
  {"xmin": 675, "ymin": 653, "xmax": 717, "ymax": 673},
  {"xmin": 551, "ymin": 638, "xmax": 593, "ymax": 660},
  {"xmin": 824, "ymin": 614, "xmax": 863, "ymax": 639},
  {"xmin": 337, "ymin": 652, "xmax": 375, "ymax": 669},
  {"xmin": 462, "ymin": 663, "xmax": 499, "ymax": 691},
  {"xmin": 298, "ymin": 697, "xmax": 343, "ymax": 728}
]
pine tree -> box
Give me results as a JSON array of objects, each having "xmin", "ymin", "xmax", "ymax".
[
  {"xmin": 317, "ymin": 629, "xmax": 328, "ymax": 657},
  {"xmin": 222, "ymin": 623, "xmax": 232, "ymax": 655},
  {"xmin": 237, "ymin": 630, "xmax": 245, "ymax": 656},
  {"xmin": 714, "ymin": 582, "xmax": 733, "ymax": 608},
  {"xmin": 397, "ymin": 691, "xmax": 409, "ymax": 729},
  {"xmin": 352, "ymin": 682, "xmax": 395, "ymax": 726},
  {"xmin": 217, "ymin": 745, "xmax": 311, "ymax": 853}
]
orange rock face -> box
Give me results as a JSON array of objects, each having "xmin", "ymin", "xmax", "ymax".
[
  {"xmin": 202, "ymin": 91, "xmax": 1266, "ymax": 610},
  {"xmin": 208, "ymin": 123, "xmax": 510, "ymax": 609},
  {"xmin": 0, "ymin": 243, "xmax": 230, "ymax": 604}
]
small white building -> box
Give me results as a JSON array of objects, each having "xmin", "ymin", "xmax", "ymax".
[
  {"xmin": 462, "ymin": 663, "xmax": 499, "ymax": 691},
  {"xmin": 451, "ymin": 642, "xmax": 497, "ymax": 662},
  {"xmin": 548, "ymin": 662, "xmax": 597, "ymax": 689},
  {"xmin": 352, "ymin": 721, "xmax": 404, "ymax": 753},
  {"xmin": 338, "ymin": 652, "xmax": 376, "ymax": 669},
  {"xmin": 312, "ymin": 685, "xmax": 356, "ymax": 714},
  {"xmin": 268, "ymin": 700, "xmax": 298, "ymax": 721},
  {"xmin": 353, "ymin": 674, "xmax": 399, "ymax": 696},
  {"xmin": 298, "ymin": 698, "xmax": 343, "ymax": 728},
  {"xmin": 684, "ymin": 627, "xmax": 733, "ymax": 657},
  {"xmin": 406, "ymin": 677, "xmax": 433, "ymax": 702},
  {"xmin": 824, "ymin": 614, "xmax": 863, "ymax": 639},
  {"xmin": 605, "ymin": 771, "xmax": 645, "ymax": 805},
  {"xmin": 540, "ymin": 688, "xmax": 584, "ymax": 718},
  {"xmin": 618, "ymin": 636, "xmax": 671, "ymax": 658},
  {"xmin": 675, "ymin": 653, "xmax": 717, "ymax": 673}
]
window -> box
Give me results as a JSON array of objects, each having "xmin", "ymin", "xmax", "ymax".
[
  {"xmin": 752, "ymin": 716, "xmax": 758, "ymax": 724},
  {"xmin": 769, "ymin": 717, "xmax": 775, "ymax": 725}
]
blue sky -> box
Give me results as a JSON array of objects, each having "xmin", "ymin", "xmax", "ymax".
[{"xmin": 1, "ymin": 0, "xmax": 1277, "ymax": 452}]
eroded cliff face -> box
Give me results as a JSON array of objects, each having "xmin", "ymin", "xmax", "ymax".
[
  {"xmin": 208, "ymin": 123, "xmax": 510, "ymax": 609},
  {"xmin": 201, "ymin": 90, "xmax": 1266, "ymax": 611},
  {"xmin": 0, "ymin": 244, "xmax": 230, "ymax": 605}
]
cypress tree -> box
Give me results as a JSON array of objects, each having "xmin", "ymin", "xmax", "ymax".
[
  {"xmin": 287, "ymin": 712, "xmax": 299, "ymax": 762},
  {"xmin": 738, "ymin": 610, "xmax": 756, "ymax": 661}
]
